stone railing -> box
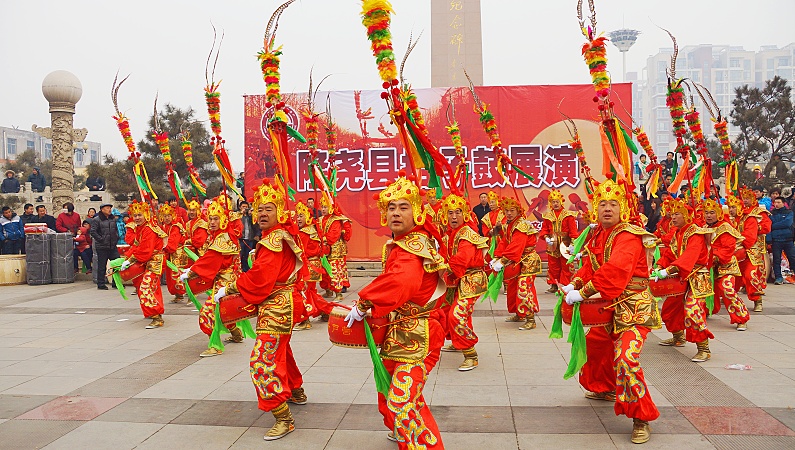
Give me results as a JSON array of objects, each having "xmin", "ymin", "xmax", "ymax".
[{"xmin": 13, "ymin": 182, "xmax": 113, "ymax": 216}]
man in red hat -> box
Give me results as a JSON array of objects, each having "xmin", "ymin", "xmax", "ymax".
[
  {"xmin": 318, "ymin": 195, "xmax": 352, "ymax": 302},
  {"xmin": 731, "ymin": 187, "xmax": 772, "ymax": 312},
  {"xmin": 538, "ymin": 189, "xmax": 580, "ymax": 294}
]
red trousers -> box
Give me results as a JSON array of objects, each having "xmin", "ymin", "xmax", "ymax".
[
  {"xmin": 250, "ymin": 333, "xmax": 303, "ymax": 412},
  {"xmin": 305, "ymin": 282, "xmax": 334, "ymax": 317},
  {"xmin": 737, "ymin": 259, "xmax": 765, "ymax": 301},
  {"xmin": 579, "ymin": 325, "xmax": 660, "ymax": 422},
  {"xmin": 712, "ymin": 275, "xmax": 750, "ymax": 324},
  {"xmin": 133, "ymin": 270, "xmax": 164, "ymax": 318},
  {"xmin": 661, "ymin": 292, "xmax": 714, "ymax": 343},
  {"xmin": 164, "ymin": 262, "xmax": 185, "ymax": 297},
  {"xmin": 547, "ymin": 255, "xmax": 572, "ymax": 285},
  {"xmin": 506, "ymin": 270, "xmax": 539, "ymax": 318},
  {"xmin": 376, "ymin": 315, "xmax": 444, "ymax": 449},
  {"xmin": 446, "ymin": 294, "xmax": 478, "ymax": 350},
  {"xmin": 320, "ymin": 257, "xmax": 349, "ymax": 293}
]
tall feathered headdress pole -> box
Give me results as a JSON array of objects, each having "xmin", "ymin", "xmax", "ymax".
[
  {"xmin": 151, "ymin": 95, "xmax": 186, "ymax": 205},
  {"xmin": 446, "ymin": 93, "xmax": 468, "ymax": 196},
  {"xmin": 360, "ymin": 0, "xmax": 453, "ymax": 198},
  {"xmin": 302, "ymin": 70, "xmax": 336, "ymax": 210},
  {"xmin": 323, "ymin": 94, "xmax": 339, "ymax": 197},
  {"xmin": 178, "ymin": 123, "xmax": 207, "ymax": 198},
  {"xmin": 691, "ymin": 82, "xmax": 738, "ymax": 195},
  {"xmin": 111, "ymin": 73, "xmax": 157, "ymax": 203},
  {"xmin": 257, "ymin": 0, "xmax": 305, "ymax": 201},
  {"xmin": 558, "ymin": 104, "xmax": 596, "ymax": 196},
  {"xmin": 204, "ymin": 26, "xmax": 242, "ymax": 199}
]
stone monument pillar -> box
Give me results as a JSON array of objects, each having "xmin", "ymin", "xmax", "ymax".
[
  {"xmin": 33, "ymin": 70, "xmax": 88, "ymax": 211},
  {"xmin": 431, "ymin": 0, "xmax": 484, "ymax": 87}
]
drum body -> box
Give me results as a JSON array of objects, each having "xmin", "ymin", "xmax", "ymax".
[
  {"xmin": 187, "ymin": 277, "xmax": 214, "ymax": 295},
  {"xmin": 561, "ymin": 294, "xmax": 613, "ymax": 327},
  {"xmin": 118, "ymin": 262, "xmax": 147, "ymax": 282},
  {"xmin": 327, "ymin": 306, "xmax": 389, "ymax": 348},
  {"xmin": 0, "ymin": 255, "xmax": 26, "ymax": 285},
  {"xmin": 217, "ymin": 294, "xmax": 258, "ymax": 326},
  {"xmin": 649, "ymin": 276, "xmax": 688, "ymax": 298}
]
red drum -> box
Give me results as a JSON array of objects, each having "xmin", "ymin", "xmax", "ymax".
[
  {"xmin": 327, "ymin": 306, "xmax": 390, "ymax": 349},
  {"xmin": 118, "ymin": 261, "xmax": 146, "ymax": 282},
  {"xmin": 734, "ymin": 247, "xmax": 747, "ymax": 263},
  {"xmin": 187, "ymin": 277, "xmax": 213, "ymax": 295},
  {"xmin": 217, "ymin": 294, "xmax": 258, "ymax": 326},
  {"xmin": 561, "ymin": 295, "xmax": 613, "ymax": 327},
  {"xmin": 649, "ymin": 276, "xmax": 688, "ymax": 298}
]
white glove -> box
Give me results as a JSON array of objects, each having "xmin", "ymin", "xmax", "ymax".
[
  {"xmin": 178, "ymin": 270, "xmax": 191, "ymax": 283},
  {"xmin": 561, "ymin": 283, "xmax": 575, "ymax": 294},
  {"xmin": 565, "ymin": 289, "xmax": 584, "ymax": 305},
  {"xmin": 651, "ymin": 269, "xmax": 668, "ymax": 282},
  {"xmin": 589, "ymin": 223, "xmax": 598, "ymax": 229},
  {"xmin": 490, "ymin": 259, "xmax": 504, "ymax": 272},
  {"xmin": 213, "ymin": 286, "xmax": 226, "ymax": 303},
  {"xmin": 568, "ymin": 245, "xmax": 575, "ymax": 254},
  {"xmin": 120, "ymin": 260, "xmax": 131, "ymax": 271},
  {"xmin": 545, "ymin": 237, "xmax": 555, "ymax": 245},
  {"xmin": 345, "ymin": 306, "xmax": 366, "ymax": 328},
  {"xmin": 574, "ymin": 252, "xmax": 583, "ymax": 261}
]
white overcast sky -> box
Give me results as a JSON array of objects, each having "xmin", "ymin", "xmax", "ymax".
[{"xmin": 1, "ymin": 0, "xmax": 792, "ymax": 168}]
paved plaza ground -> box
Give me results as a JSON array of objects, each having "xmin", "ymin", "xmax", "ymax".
[{"xmin": 1, "ymin": 276, "xmax": 795, "ymax": 449}]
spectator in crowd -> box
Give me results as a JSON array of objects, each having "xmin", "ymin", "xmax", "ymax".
[
  {"xmin": 236, "ymin": 171, "xmax": 245, "ymax": 194},
  {"xmin": 150, "ymin": 198, "xmax": 160, "ymax": 214},
  {"xmin": 86, "ymin": 207, "xmax": 96, "ymax": 219},
  {"xmin": 783, "ymin": 187, "xmax": 795, "ymax": 209},
  {"xmin": 634, "ymin": 154, "xmax": 650, "ymax": 196},
  {"xmin": 85, "ymin": 174, "xmax": 106, "ymax": 191},
  {"xmin": 765, "ymin": 154, "xmax": 788, "ymax": 179},
  {"xmin": 770, "ymin": 187, "xmax": 782, "ymax": 207},
  {"xmin": 90, "ymin": 203, "xmax": 119, "ymax": 290},
  {"xmin": 19, "ymin": 203, "xmax": 35, "ymax": 254},
  {"xmin": 238, "ymin": 200, "xmax": 259, "ymax": 272},
  {"xmin": 753, "ymin": 164, "xmax": 764, "ymax": 182},
  {"xmin": 473, "ymin": 192, "xmax": 490, "ymax": 236},
  {"xmin": 113, "ymin": 207, "xmax": 127, "ymax": 246},
  {"xmin": 56, "ymin": 202, "xmax": 81, "ymax": 235},
  {"xmin": 1, "ymin": 170, "xmax": 20, "ymax": 193},
  {"xmin": 752, "ymin": 185, "xmax": 772, "ymax": 211},
  {"xmin": 0, "ymin": 206, "xmax": 24, "ymax": 254},
  {"xmin": 73, "ymin": 220, "xmax": 93, "ymax": 274},
  {"xmin": 306, "ymin": 197, "xmax": 320, "ymax": 219},
  {"xmin": 167, "ymin": 198, "xmax": 188, "ymax": 223},
  {"xmin": 645, "ymin": 197, "xmax": 662, "ymax": 233},
  {"xmin": 35, "ymin": 205, "xmax": 57, "ymax": 231},
  {"xmin": 769, "ymin": 197, "xmax": 795, "ymax": 285},
  {"xmin": 660, "ymin": 152, "xmax": 675, "ymax": 177},
  {"xmin": 27, "ymin": 167, "xmax": 46, "ymax": 192}
]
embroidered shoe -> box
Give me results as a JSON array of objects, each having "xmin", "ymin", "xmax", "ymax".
[
  {"xmin": 287, "ymin": 387, "xmax": 308, "ymax": 405},
  {"xmin": 736, "ymin": 322, "xmax": 748, "ymax": 331},
  {"xmin": 584, "ymin": 391, "xmax": 616, "ymax": 402},
  {"xmin": 199, "ymin": 347, "xmax": 223, "ymax": 357},
  {"xmin": 458, "ymin": 358, "xmax": 478, "ymax": 371},
  {"xmin": 631, "ymin": 419, "xmax": 651, "ymax": 444},
  {"xmin": 504, "ymin": 314, "xmax": 522, "ymax": 322}
]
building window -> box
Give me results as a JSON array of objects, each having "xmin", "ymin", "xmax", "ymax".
[
  {"xmin": 768, "ymin": 59, "xmax": 775, "ymax": 69},
  {"xmin": 780, "ymin": 57, "xmax": 791, "ymax": 67},
  {"xmin": 730, "ymin": 58, "xmax": 741, "ymax": 68},
  {"xmin": 657, "ymin": 121, "xmax": 667, "ymax": 132},
  {"xmin": 7, "ymin": 138, "xmax": 17, "ymax": 157},
  {"xmin": 90, "ymin": 149, "xmax": 98, "ymax": 163},
  {"xmin": 656, "ymin": 109, "xmax": 668, "ymax": 119},
  {"xmin": 44, "ymin": 143, "xmax": 52, "ymax": 159},
  {"xmin": 26, "ymin": 140, "xmax": 35, "ymax": 151},
  {"xmin": 657, "ymin": 134, "xmax": 669, "ymax": 145},
  {"xmin": 75, "ymin": 150, "xmax": 83, "ymax": 166}
]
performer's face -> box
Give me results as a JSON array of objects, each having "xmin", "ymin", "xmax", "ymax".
[
  {"xmin": 321, "ymin": 205, "xmax": 329, "ymax": 216},
  {"xmin": 296, "ymin": 214, "xmax": 306, "ymax": 228},
  {"xmin": 387, "ymin": 199, "xmax": 414, "ymax": 236},
  {"xmin": 489, "ymin": 199, "xmax": 498, "ymax": 209},
  {"xmin": 671, "ymin": 212, "xmax": 687, "ymax": 228},
  {"xmin": 550, "ymin": 199, "xmax": 562, "ymax": 211},
  {"xmin": 504, "ymin": 207, "xmax": 519, "ymax": 222},
  {"xmin": 428, "ymin": 196, "xmax": 438, "ymax": 206},
  {"xmin": 597, "ymin": 200, "xmax": 620, "ymax": 228},
  {"xmin": 447, "ymin": 208, "xmax": 464, "ymax": 229},
  {"xmin": 729, "ymin": 205, "xmax": 738, "ymax": 217},
  {"xmin": 704, "ymin": 210, "xmax": 718, "ymax": 225},
  {"xmin": 743, "ymin": 197, "xmax": 754, "ymax": 207},
  {"xmin": 258, "ymin": 203, "xmax": 278, "ymax": 231},
  {"xmin": 208, "ymin": 215, "xmax": 220, "ymax": 231},
  {"xmin": 133, "ymin": 213, "xmax": 146, "ymax": 226},
  {"xmin": 160, "ymin": 214, "xmax": 173, "ymax": 225},
  {"xmin": 188, "ymin": 209, "xmax": 198, "ymax": 220}
]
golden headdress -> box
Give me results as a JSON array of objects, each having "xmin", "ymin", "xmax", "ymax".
[
  {"xmin": 186, "ymin": 198, "xmax": 202, "ymax": 212},
  {"xmin": 487, "ymin": 190, "xmax": 499, "ymax": 202},
  {"xmin": 702, "ymin": 197, "xmax": 723, "ymax": 220},
  {"xmin": 548, "ymin": 189, "xmax": 565, "ymax": 204},
  {"xmin": 295, "ymin": 200, "xmax": 313, "ymax": 225},
  {"xmin": 207, "ymin": 196, "xmax": 229, "ymax": 230},
  {"xmin": 128, "ymin": 200, "xmax": 151, "ymax": 221},
  {"xmin": 725, "ymin": 193, "xmax": 743, "ymax": 210},
  {"xmin": 157, "ymin": 203, "xmax": 174, "ymax": 219},
  {"xmin": 500, "ymin": 196, "xmax": 525, "ymax": 215},
  {"xmin": 439, "ymin": 193, "xmax": 471, "ymax": 226},
  {"xmin": 375, "ymin": 171, "xmax": 425, "ymax": 227},
  {"xmin": 252, "ymin": 178, "xmax": 289, "ymax": 224},
  {"xmin": 589, "ymin": 179, "xmax": 630, "ymax": 223},
  {"xmin": 739, "ymin": 186, "xmax": 757, "ymax": 206},
  {"xmin": 667, "ymin": 197, "xmax": 693, "ymax": 223}
]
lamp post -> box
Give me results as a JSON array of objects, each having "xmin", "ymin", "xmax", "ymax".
[
  {"xmin": 32, "ymin": 70, "xmax": 88, "ymax": 211},
  {"xmin": 607, "ymin": 29, "xmax": 641, "ymax": 82}
]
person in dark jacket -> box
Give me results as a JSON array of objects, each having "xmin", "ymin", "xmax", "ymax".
[
  {"xmin": 34, "ymin": 205, "xmax": 57, "ymax": 231},
  {"xmin": 769, "ymin": 197, "xmax": 795, "ymax": 284},
  {"xmin": 85, "ymin": 175, "xmax": 106, "ymax": 191},
  {"xmin": 1, "ymin": 170, "xmax": 20, "ymax": 193},
  {"xmin": 90, "ymin": 203, "xmax": 120, "ymax": 290},
  {"xmin": 27, "ymin": 167, "xmax": 46, "ymax": 192},
  {"xmin": 473, "ymin": 192, "xmax": 491, "ymax": 236},
  {"xmin": 73, "ymin": 221, "xmax": 93, "ymax": 273},
  {"xmin": 237, "ymin": 201, "xmax": 259, "ymax": 272},
  {"xmin": 0, "ymin": 206, "xmax": 24, "ymax": 254},
  {"xmin": 764, "ymin": 155, "xmax": 788, "ymax": 180},
  {"xmin": 19, "ymin": 203, "xmax": 35, "ymax": 254}
]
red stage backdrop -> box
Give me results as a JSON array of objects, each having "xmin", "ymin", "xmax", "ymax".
[{"xmin": 244, "ymin": 83, "xmax": 633, "ymax": 260}]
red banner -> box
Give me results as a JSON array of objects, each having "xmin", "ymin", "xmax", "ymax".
[{"xmin": 244, "ymin": 83, "xmax": 632, "ymax": 260}]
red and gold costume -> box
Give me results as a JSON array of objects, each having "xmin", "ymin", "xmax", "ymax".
[
  {"xmin": 539, "ymin": 189, "xmax": 580, "ymax": 288},
  {"xmin": 570, "ymin": 180, "xmax": 661, "ymax": 426},
  {"xmin": 295, "ymin": 201, "xmax": 332, "ymax": 323},
  {"xmin": 493, "ymin": 197, "xmax": 542, "ymax": 329},
  {"xmin": 158, "ymin": 204, "xmax": 187, "ymax": 301},
  {"xmin": 184, "ymin": 199, "xmax": 209, "ymax": 259},
  {"xmin": 439, "ymin": 194, "xmax": 489, "ymax": 370},
  {"xmin": 187, "ymin": 198, "xmax": 242, "ymax": 351},
  {"xmin": 354, "ymin": 174, "xmax": 447, "ymax": 449},
  {"xmin": 319, "ymin": 196, "xmax": 352, "ymax": 300},
  {"xmin": 121, "ymin": 201, "xmax": 167, "ymax": 324},
  {"xmin": 704, "ymin": 198, "xmax": 750, "ymax": 327},
  {"xmin": 655, "ymin": 198, "xmax": 715, "ymax": 360},
  {"xmin": 730, "ymin": 189, "xmax": 771, "ymax": 309},
  {"xmin": 480, "ymin": 191, "xmax": 505, "ymax": 237},
  {"xmin": 225, "ymin": 180, "xmax": 307, "ymax": 435},
  {"xmin": 654, "ymin": 199, "xmax": 675, "ymax": 246}
]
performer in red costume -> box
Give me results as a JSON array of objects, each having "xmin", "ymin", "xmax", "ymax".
[
  {"xmin": 158, "ymin": 204, "xmax": 186, "ymax": 304},
  {"xmin": 654, "ymin": 196, "xmax": 675, "ymax": 246},
  {"xmin": 293, "ymin": 200, "xmax": 331, "ymax": 330},
  {"xmin": 480, "ymin": 190, "xmax": 505, "ymax": 237},
  {"xmin": 653, "ymin": 198, "xmax": 715, "ymax": 362},
  {"xmin": 438, "ymin": 193, "xmax": 489, "ymax": 371},
  {"xmin": 118, "ymin": 200, "xmax": 167, "ymax": 329},
  {"xmin": 346, "ymin": 173, "xmax": 447, "ymax": 449},
  {"xmin": 538, "ymin": 189, "xmax": 580, "ymax": 293},
  {"xmin": 703, "ymin": 198, "xmax": 750, "ymax": 330},
  {"xmin": 215, "ymin": 179, "xmax": 308, "ymax": 441},
  {"xmin": 318, "ymin": 195, "xmax": 352, "ymax": 302},
  {"xmin": 184, "ymin": 199, "xmax": 209, "ymax": 259},
  {"xmin": 181, "ymin": 197, "xmax": 243, "ymax": 357},
  {"xmin": 730, "ymin": 188, "xmax": 771, "ymax": 312},
  {"xmin": 564, "ymin": 179, "xmax": 661, "ymax": 445},
  {"xmin": 491, "ymin": 197, "xmax": 542, "ymax": 330}
]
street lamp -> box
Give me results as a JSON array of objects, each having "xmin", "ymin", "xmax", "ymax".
[{"xmin": 607, "ymin": 29, "xmax": 641, "ymax": 82}]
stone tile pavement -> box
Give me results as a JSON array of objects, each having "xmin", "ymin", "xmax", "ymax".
[{"xmin": 1, "ymin": 276, "xmax": 795, "ymax": 449}]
